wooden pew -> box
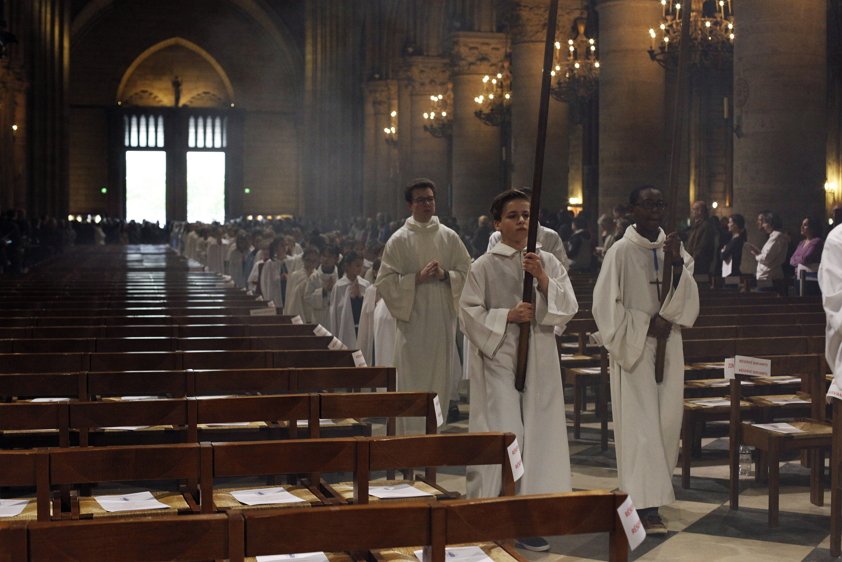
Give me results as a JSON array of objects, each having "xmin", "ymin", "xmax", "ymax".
[
  {"xmin": 190, "ymin": 394, "xmax": 317, "ymax": 441},
  {"xmin": 0, "ymin": 401, "xmax": 70, "ymax": 449},
  {"xmin": 47, "ymin": 443, "xmax": 211, "ymax": 519},
  {"xmin": 0, "ymin": 372, "xmax": 85, "ymax": 401},
  {"xmin": 0, "ymin": 450, "xmax": 50, "ymax": 521},
  {"xmin": 68, "ymin": 399, "xmax": 192, "ymax": 446}
]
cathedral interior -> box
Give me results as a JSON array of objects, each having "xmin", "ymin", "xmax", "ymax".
[{"xmin": 0, "ymin": 0, "xmax": 839, "ymax": 238}]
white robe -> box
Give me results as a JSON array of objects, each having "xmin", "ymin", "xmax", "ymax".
[
  {"xmin": 820, "ymin": 225, "xmax": 842, "ymax": 399},
  {"xmin": 376, "ymin": 216, "xmax": 471, "ymax": 432},
  {"xmin": 487, "ymin": 226, "xmax": 570, "ymax": 271},
  {"xmin": 754, "ymin": 230, "xmax": 790, "ymax": 281},
  {"xmin": 259, "ymin": 260, "xmax": 286, "ymax": 309},
  {"xmin": 206, "ymin": 240, "xmax": 224, "ymax": 274},
  {"xmin": 358, "ymin": 285, "xmax": 397, "ymax": 367},
  {"xmin": 283, "ymin": 269, "xmax": 314, "ymax": 321},
  {"xmin": 304, "ymin": 266, "xmax": 339, "ymax": 329},
  {"xmin": 592, "ymin": 226, "xmax": 699, "ymax": 509},
  {"xmin": 227, "ymin": 249, "xmax": 247, "ymax": 289},
  {"xmin": 460, "ymin": 244, "xmax": 578, "ymax": 498},
  {"xmin": 330, "ymin": 275, "xmax": 371, "ymax": 348}
]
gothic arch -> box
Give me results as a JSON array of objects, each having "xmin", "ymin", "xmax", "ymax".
[{"xmin": 115, "ymin": 37, "xmax": 235, "ymax": 104}]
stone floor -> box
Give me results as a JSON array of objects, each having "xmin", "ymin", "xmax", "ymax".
[{"xmin": 438, "ymin": 401, "xmax": 837, "ymax": 562}]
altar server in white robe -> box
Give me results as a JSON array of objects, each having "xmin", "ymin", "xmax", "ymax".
[
  {"xmin": 304, "ymin": 246, "xmax": 340, "ymax": 329},
  {"xmin": 460, "ymin": 190, "xmax": 578, "ymax": 506},
  {"xmin": 820, "ymin": 224, "xmax": 842, "ymax": 401},
  {"xmin": 592, "ymin": 185, "xmax": 699, "ymax": 535},
  {"xmin": 259, "ymin": 237, "xmax": 286, "ymax": 309},
  {"xmin": 330, "ymin": 252, "xmax": 370, "ymax": 348},
  {"xmin": 284, "ymin": 247, "xmax": 319, "ymax": 321},
  {"xmin": 376, "ymin": 179, "xmax": 471, "ymax": 433},
  {"xmin": 358, "ymin": 260, "xmax": 397, "ymax": 366}
]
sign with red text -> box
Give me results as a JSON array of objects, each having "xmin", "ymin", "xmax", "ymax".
[{"xmin": 616, "ymin": 496, "xmax": 646, "ymax": 550}]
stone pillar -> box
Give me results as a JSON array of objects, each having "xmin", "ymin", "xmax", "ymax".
[
  {"xmin": 363, "ymin": 80, "xmax": 397, "ymax": 218},
  {"xmin": 450, "ymin": 31, "xmax": 507, "ymax": 220},
  {"xmin": 732, "ymin": 0, "xmax": 826, "ymax": 244},
  {"xmin": 505, "ymin": 0, "xmax": 569, "ymax": 210},
  {"xmin": 596, "ymin": 0, "xmax": 665, "ymax": 215},
  {"xmin": 404, "ymin": 56, "xmax": 452, "ymax": 215}
]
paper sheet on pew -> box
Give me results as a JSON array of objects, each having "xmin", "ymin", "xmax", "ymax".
[
  {"xmin": 414, "ymin": 546, "xmax": 493, "ymax": 562},
  {"xmin": 689, "ymin": 399, "xmax": 732, "ymax": 408},
  {"xmin": 201, "ymin": 422, "xmax": 254, "ymax": 428},
  {"xmin": 616, "ymin": 496, "xmax": 646, "ymax": 550},
  {"xmin": 369, "ymin": 483, "xmax": 434, "ymax": 499},
  {"xmin": 433, "ymin": 395, "xmax": 444, "ymax": 427},
  {"xmin": 291, "ymin": 315, "xmax": 304, "ymax": 325},
  {"xmin": 352, "ymin": 350, "xmax": 367, "ymax": 367},
  {"xmin": 118, "ymin": 395, "xmax": 161, "ymax": 401},
  {"xmin": 328, "ymin": 337, "xmax": 347, "ymax": 350},
  {"xmin": 0, "ymin": 499, "xmax": 29, "ymax": 518},
  {"xmin": 752, "ymin": 422, "xmax": 804, "ymax": 434},
  {"xmin": 576, "ymin": 367, "xmax": 602, "ymax": 375},
  {"xmin": 257, "ymin": 552, "xmax": 329, "ymax": 562},
  {"xmin": 763, "ymin": 397, "xmax": 810, "ymax": 405},
  {"xmin": 313, "ymin": 324, "xmax": 332, "ymax": 337},
  {"xmin": 231, "ymin": 487, "xmax": 307, "ymax": 506},
  {"xmin": 94, "ymin": 491, "xmax": 168, "ymax": 513},
  {"xmin": 827, "ymin": 379, "xmax": 842, "ymax": 404},
  {"xmin": 102, "ymin": 425, "xmax": 151, "ymax": 431},
  {"xmin": 30, "ymin": 397, "xmax": 71, "ymax": 402}
]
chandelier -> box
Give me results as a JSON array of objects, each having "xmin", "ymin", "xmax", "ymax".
[
  {"xmin": 551, "ymin": 15, "xmax": 600, "ymax": 103},
  {"xmin": 647, "ymin": 0, "xmax": 735, "ymax": 68},
  {"xmin": 422, "ymin": 87, "xmax": 453, "ymax": 138},
  {"xmin": 473, "ymin": 64, "xmax": 512, "ymax": 128},
  {"xmin": 383, "ymin": 109, "xmax": 398, "ymax": 146}
]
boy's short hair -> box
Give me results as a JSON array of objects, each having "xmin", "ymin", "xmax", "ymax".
[
  {"xmin": 404, "ymin": 178, "xmax": 437, "ymax": 203},
  {"xmin": 342, "ymin": 251, "xmax": 363, "ymax": 266},
  {"xmin": 322, "ymin": 245, "xmax": 340, "ymax": 257},
  {"xmin": 489, "ymin": 189, "xmax": 530, "ymax": 221},
  {"xmin": 629, "ymin": 184, "xmax": 660, "ymax": 207}
]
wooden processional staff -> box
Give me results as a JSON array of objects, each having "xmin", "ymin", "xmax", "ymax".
[
  {"xmin": 655, "ymin": 4, "xmax": 692, "ymax": 383},
  {"xmin": 514, "ymin": 0, "xmax": 560, "ymax": 392}
]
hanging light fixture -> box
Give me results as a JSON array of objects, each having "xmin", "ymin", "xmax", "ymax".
[
  {"xmin": 473, "ymin": 62, "xmax": 512, "ymax": 128},
  {"xmin": 551, "ymin": 14, "xmax": 600, "ymax": 104},
  {"xmin": 647, "ymin": 0, "xmax": 735, "ymax": 68},
  {"xmin": 422, "ymin": 85, "xmax": 453, "ymax": 138}
]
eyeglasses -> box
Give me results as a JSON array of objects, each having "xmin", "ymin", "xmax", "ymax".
[
  {"xmin": 412, "ymin": 196, "xmax": 436, "ymax": 205},
  {"xmin": 636, "ymin": 199, "xmax": 667, "ymax": 210}
]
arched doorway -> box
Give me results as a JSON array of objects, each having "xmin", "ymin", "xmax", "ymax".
[{"xmin": 110, "ymin": 37, "xmax": 243, "ymax": 223}]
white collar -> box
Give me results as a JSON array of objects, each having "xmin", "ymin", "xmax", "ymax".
[
  {"xmin": 405, "ymin": 216, "xmax": 440, "ymax": 232},
  {"xmin": 626, "ymin": 225, "xmax": 666, "ymax": 250},
  {"xmin": 489, "ymin": 242, "xmax": 543, "ymax": 257}
]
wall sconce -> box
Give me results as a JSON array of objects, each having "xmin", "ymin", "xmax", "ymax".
[{"xmin": 383, "ymin": 110, "xmax": 398, "ymax": 146}]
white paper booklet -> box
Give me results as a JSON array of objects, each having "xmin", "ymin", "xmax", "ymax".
[
  {"xmin": 257, "ymin": 552, "xmax": 330, "ymax": 562},
  {"xmin": 414, "ymin": 546, "xmax": 493, "ymax": 562},
  {"xmin": 0, "ymin": 499, "xmax": 29, "ymax": 518},
  {"xmin": 230, "ymin": 487, "xmax": 306, "ymax": 506},
  {"xmin": 368, "ymin": 483, "xmax": 433, "ymax": 499},
  {"xmin": 93, "ymin": 491, "xmax": 169, "ymax": 513}
]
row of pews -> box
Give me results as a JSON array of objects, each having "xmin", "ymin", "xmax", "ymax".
[{"xmin": 0, "ymin": 246, "xmax": 631, "ymax": 562}]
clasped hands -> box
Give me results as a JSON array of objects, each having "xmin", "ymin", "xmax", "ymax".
[{"xmin": 416, "ymin": 260, "xmax": 446, "ymax": 284}]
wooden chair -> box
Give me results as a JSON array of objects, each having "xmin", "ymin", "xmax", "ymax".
[
  {"xmin": 319, "ymin": 391, "xmax": 438, "ymax": 437},
  {"xmin": 292, "ymin": 367, "xmax": 396, "ymax": 392},
  {"xmin": 27, "ymin": 513, "xmax": 236, "ymax": 562},
  {"xmin": 48, "ymin": 443, "xmax": 210, "ymax": 519},
  {"xmin": 192, "ymin": 368, "xmax": 291, "ymax": 396},
  {"xmin": 0, "ymin": 522, "xmax": 26, "ymax": 561},
  {"xmin": 355, "ymin": 432, "xmax": 516, "ymax": 504},
  {"xmin": 443, "ymin": 492, "xmax": 629, "ymax": 562},
  {"xmin": 86, "ymin": 370, "xmax": 190, "ymax": 400},
  {"xmin": 728, "ymin": 370, "xmax": 831, "ymax": 526},
  {"xmin": 0, "ymin": 401, "xmax": 70, "ymax": 449},
  {"xmin": 241, "ymin": 502, "xmax": 431, "ymax": 562},
  {"xmin": 204, "ymin": 438, "xmax": 359, "ymax": 511},
  {"xmin": 68, "ymin": 398, "xmax": 191, "ymax": 446},
  {"xmin": 0, "ymin": 449, "xmax": 50, "ymax": 522},
  {"xmin": 189, "ymin": 393, "xmax": 318, "ymax": 441}
]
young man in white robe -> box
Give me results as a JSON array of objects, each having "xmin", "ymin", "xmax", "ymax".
[
  {"xmin": 304, "ymin": 246, "xmax": 340, "ymax": 329},
  {"xmin": 592, "ymin": 185, "xmax": 699, "ymax": 535},
  {"xmin": 284, "ymin": 247, "xmax": 319, "ymax": 321},
  {"xmin": 376, "ymin": 178, "xmax": 471, "ymax": 434},
  {"xmin": 329, "ymin": 252, "xmax": 370, "ymax": 348},
  {"xmin": 459, "ymin": 189, "xmax": 578, "ymax": 552},
  {"xmin": 259, "ymin": 237, "xmax": 287, "ymax": 310}
]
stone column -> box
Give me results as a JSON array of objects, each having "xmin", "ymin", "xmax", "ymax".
[
  {"xmin": 450, "ymin": 31, "xmax": 507, "ymax": 220},
  {"xmin": 364, "ymin": 80, "xmax": 397, "ymax": 218},
  {"xmin": 732, "ymin": 0, "xmax": 826, "ymax": 244},
  {"xmin": 504, "ymin": 0, "xmax": 569, "ymax": 210},
  {"xmin": 596, "ymin": 0, "xmax": 665, "ymax": 215},
  {"xmin": 404, "ymin": 56, "xmax": 452, "ymax": 215}
]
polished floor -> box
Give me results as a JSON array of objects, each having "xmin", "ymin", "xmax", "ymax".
[{"xmin": 438, "ymin": 400, "xmax": 837, "ymax": 562}]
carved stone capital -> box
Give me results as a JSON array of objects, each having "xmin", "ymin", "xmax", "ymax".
[
  {"xmin": 365, "ymin": 80, "xmax": 395, "ymax": 115},
  {"xmin": 401, "ymin": 56, "xmax": 451, "ymax": 96},
  {"xmin": 449, "ymin": 32, "xmax": 508, "ymax": 76}
]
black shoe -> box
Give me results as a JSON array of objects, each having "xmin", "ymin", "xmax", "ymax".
[
  {"xmin": 641, "ymin": 512, "xmax": 668, "ymax": 536},
  {"xmin": 446, "ymin": 402, "xmax": 461, "ymax": 424}
]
